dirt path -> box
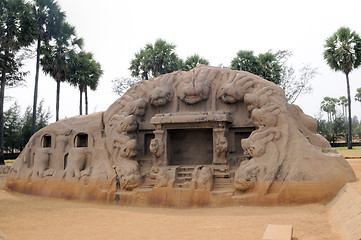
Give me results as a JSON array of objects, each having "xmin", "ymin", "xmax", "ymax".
[
  {"xmin": 1, "ymin": 159, "xmax": 360, "ymax": 240},
  {"xmin": 0, "ymin": 190, "xmax": 341, "ymax": 240}
]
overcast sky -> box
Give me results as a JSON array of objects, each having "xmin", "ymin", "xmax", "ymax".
[{"xmin": 6, "ymin": 0, "xmax": 361, "ymax": 123}]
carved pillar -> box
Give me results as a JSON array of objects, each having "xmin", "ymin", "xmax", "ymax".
[
  {"xmin": 150, "ymin": 125, "xmax": 166, "ymax": 166},
  {"xmin": 213, "ymin": 126, "xmax": 228, "ymax": 164}
]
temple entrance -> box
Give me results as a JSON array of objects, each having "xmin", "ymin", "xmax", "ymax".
[{"xmin": 168, "ymin": 128, "xmax": 213, "ymax": 165}]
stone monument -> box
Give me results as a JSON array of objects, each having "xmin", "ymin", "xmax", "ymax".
[{"xmin": 6, "ymin": 65, "xmax": 356, "ymax": 206}]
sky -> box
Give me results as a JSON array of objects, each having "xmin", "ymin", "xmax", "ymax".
[{"xmin": 6, "ymin": 0, "xmax": 361, "ymax": 123}]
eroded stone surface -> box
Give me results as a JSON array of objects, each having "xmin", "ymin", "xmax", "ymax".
[{"xmin": 6, "ymin": 65, "xmax": 356, "ymax": 206}]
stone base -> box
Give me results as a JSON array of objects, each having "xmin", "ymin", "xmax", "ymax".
[{"xmin": 5, "ymin": 175, "xmax": 349, "ymax": 207}]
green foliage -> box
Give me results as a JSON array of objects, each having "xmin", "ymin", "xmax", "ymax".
[
  {"xmin": 40, "ymin": 21, "xmax": 82, "ymax": 120},
  {"xmin": 4, "ymin": 102, "xmax": 22, "ymax": 152},
  {"xmin": 181, "ymin": 54, "xmax": 210, "ymax": 71},
  {"xmin": 32, "ymin": 0, "xmax": 66, "ymax": 133},
  {"xmin": 0, "ymin": 0, "xmax": 37, "ymax": 54},
  {"xmin": 316, "ymin": 116, "xmax": 346, "ymax": 143},
  {"xmin": 324, "ymin": 27, "xmax": 361, "ymax": 74},
  {"xmin": 230, "ymin": 50, "xmax": 281, "ymax": 84},
  {"xmin": 0, "ymin": 0, "xmax": 36, "ymax": 83},
  {"xmin": 68, "ymin": 51, "xmax": 102, "ymax": 91},
  {"xmin": 4, "ymin": 100, "xmax": 51, "ymax": 152},
  {"xmin": 324, "ymin": 27, "xmax": 361, "ymax": 149},
  {"xmin": 355, "ymin": 87, "xmax": 361, "ymax": 102},
  {"xmin": 320, "ymin": 96, "xmax": 339, "ymax": 122},
  {"xmin": 33, "ymin": 0, "xmax": 65, "ymax": 43},
  {"xmin": 0, "ymin": 0, "xmax": 37, "ymax": 164},
  {"xmin": 68, "ymin": 51, "xmax": 103, "ymax": 115},
  {"xmin": 40, "ymin": 22, "xmax": 82, "ymax": 83},
  {"xmin": 129, "ymin": 39, "xmax": 181, "ymax": 80}
]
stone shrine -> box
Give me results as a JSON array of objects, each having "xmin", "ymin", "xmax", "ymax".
[{"xmin": 6, "ymin": 65, "xmax": 356, "ymax": 206}]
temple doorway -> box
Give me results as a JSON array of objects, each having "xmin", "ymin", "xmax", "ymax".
[{"xmin": 167, "ymin": 128, "xmax": 213, "ymax": 165}]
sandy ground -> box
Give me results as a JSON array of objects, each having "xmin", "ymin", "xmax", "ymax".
[{"xmin": 0, "ymin": 159, "xmax": 360, "ymax": 240}]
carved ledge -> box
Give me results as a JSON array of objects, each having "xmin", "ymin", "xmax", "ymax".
[{"xmin": 150, "ymin": 111, "xmax": 232, "ymax": 125}]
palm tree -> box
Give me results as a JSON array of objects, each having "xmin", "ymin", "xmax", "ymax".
[
  {"xmin": 338, "ymin": 96, "xmax": 348, "ymax": 120},
  {"xmin": 257, "ymin": 52, "xmax": 282, "ymax": 84},
  {"xmin": 182, "ymin": 54, "xmax": 209, "ymax": 71},
  {"xmin": 320, "ymin": 97, "xmax": 338, "ymax": 122},
  {"xmin": 68, "ymin": 51, "xmax": 102, "ymax": 115},
  {"xmin": 0, "ymin": 0, "xmax": 37, "ymax": 165},
  {"xmin": 324, "ymin": 27, "xmax": 361, "ymax": 149},
  {"xmin": 129, "ymin": 39, "xmax": 181, "ymax": 80},
  {"xmin": 230, "ymin": 50, "xmax": 260, "ymax": 74},
  {"xmin": 40, "ymin": 21, "xmax": 83, "ymax": 121},
  {"xmin": 32, "ymin": 0, "xmax": 65, "ymax": 134}
]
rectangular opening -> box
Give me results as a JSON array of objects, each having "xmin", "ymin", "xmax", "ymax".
[
  {"xmin": 42, "ymin": 135, "xmax": 51, "ymax": 148},
  {"xmin": 144, "ymin": 133, "xmax": 155, "ymax": 157},
  {"xmin": 235, "ymin": 132, "xmax": 252, "ymax": 154},
  {"xmin": 168, "ymin": 128, "xmax": 213, "ymax": 165},
  {"xmin": 76, "ymin": 133, "xmax": 88, "ymax": 148}
]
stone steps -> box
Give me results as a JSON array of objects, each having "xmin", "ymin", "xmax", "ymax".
[{"xmin": 174, "ymin": 167, "xmax": 194, "ymax": 189}]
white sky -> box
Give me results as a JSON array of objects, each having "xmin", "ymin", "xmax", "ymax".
[{"xmin": 6, "ymin": 0, "xmax": 361, "ymax": 123}]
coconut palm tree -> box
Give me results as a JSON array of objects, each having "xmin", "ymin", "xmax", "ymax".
[
  {"xmin": 324, "ymin": 27, "xmax": 361, "ymax": 149},
  {"xmin": 40, "ymin": 21, "xmax": 83, "ymax": 121},
  {"xmin": 31, "ymin": 0, "xmax": 65, "ymax": 134},
  {"xmin": 68, "ymin": 51, "xmax": 102, "ymax": 115}
]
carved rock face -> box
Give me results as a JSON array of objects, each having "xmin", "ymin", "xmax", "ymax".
[
  {"xmin": 124, "ymin": 99, "xmax": 147, "ymax": 117},
  {"xmin": 118, "ymin": 160, "xmax": 141, "ymax": 190},
  {"xmin": 32, "ymin": 149, "xmax": 50, "ymax": 178},
  {"xmin": 119, "ymin": 139, "xmax": 137, "ymax": 159},
  {"xmin": 149, "ymin": 86, "xmax": 173, "ymax": 106},
  {"xmin": 8, "ymin": 65, "xmax": 357, "ymax": 206},
  {"xmin": 118, "ymin": 115, "xmax": 138, "ymax": 133},
  {"xmin": 178, "ymin": 80, "xmax": 211, "ymax": 104}
]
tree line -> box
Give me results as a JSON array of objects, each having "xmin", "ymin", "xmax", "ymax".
[
  {"xmin": 2, "ymin": 0, "xmax": 361, "ymax": 163},
  {"xmin": 0, "ymin": 0, "xmax": 103, "ymax": 164},
  {"xmin": 4, "ymin": 100, "xmax": 50, "ymax": 154},
  {"xmin": 113, "ymin": 39, "xmax": 317, "ymax": 103}
]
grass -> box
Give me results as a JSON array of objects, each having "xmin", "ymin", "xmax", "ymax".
[
  {"xmin": 334, "ymin": 146, "xmax": 361, "ymax": 158},
  {"xmin": 4, "ymin": 159, "xmax": 15, "ymax": 163}
]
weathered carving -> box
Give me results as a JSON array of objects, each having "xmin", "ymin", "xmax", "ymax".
[
  {"xmin": 218, "ymin": 74, "xmax": 254, "ymax": 103},
  {"xmin": 140, "ymin": 78, "xmax": 174, "ymax": 107},
  {"xmin": 235, "ymin": 129, "xmax": 281, "ymax": 193},
  {"xmin": 149, "ymin": 138, "xmax": 164, "ymax": 166},
  {"xmin": 117, "ymin": 159, "xmax": 141, "ymax": 190},
  {"xmin": 7, "ymin": 65, "xmax": 356, "ymax": 206},
  {"xmin": 62, "ymin": 148, "xmax": 87, "ymax": 179},
  {"xmin": 31, "ymin": 148, "xmax": 50, "ymax": 178},
  {"xmin": 215, "ymin": 136, "xmax": 228, "ymax": 164},
  {"xmin": 177, "ymin": 73, "xmax": 211, "ymax": 104},
  {"xmin": 195, "ymin": 166, "xmax": 213, "ymax": 191},
  {"xmin": 109, "ymin": 115, "xmax": 138, "ymax": 133}
]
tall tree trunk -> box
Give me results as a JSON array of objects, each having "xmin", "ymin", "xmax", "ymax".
[
  {"xmin": 56, "ymin": 79, "xmax": 60, "ymax": 121},
  {"xmin": 346, "ymin": 73, "xmax": 352, "ymax": 149},
  {"xmin": 32, "ymin": 36, "xmax": 41, "ymax": 134},
  {"xmin": 79, "ymin": 87, "xmax": 83, "ymax": 115},
  {"xmin": 0, "ymin": 69, "xmax": 6, "ymax": 165},
  {"xmin": 85, "ymin": 86, "xmax": 88, "ymax": 115}
]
